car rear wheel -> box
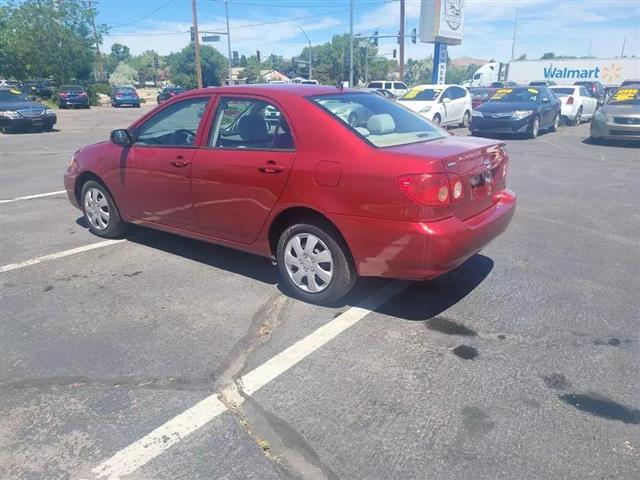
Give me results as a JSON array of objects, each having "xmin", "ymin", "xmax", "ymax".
[
  {"xmin": 432, "ymin": 113, "xmax": 441, "ymax": 126},
  {"xmin": 529, "ymin": 116, "xmax": 540, "ymax": 139},
  {"xmin": 459, "ymin": 110, "xmax": 470, "ymax": 128},
  {"xmin": 573, "ymin": 107, "xmax": 583, "ymax": 126},
  {"xmin": 81, "ymin": 180, "xmax": 127, "ymax": 238},
  {"xmin": 277, "ymin": 223, "xmax": 356, "ymax": 304},
  {"xmin": 550, "ymin": 113, "xmax": 559, "ymax": 132}
]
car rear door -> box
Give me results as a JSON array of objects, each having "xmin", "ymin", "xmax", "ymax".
[
  {"xmin": 111, "ymin": 95, "xmax": 212, "ymax": 229},
  {"xmin": 580, "ymin": 87, "xmax": 597, "ymax": 116},
  {"xmin": 190, "ymin": 95, "xmax": 296, "ymax": 245}
]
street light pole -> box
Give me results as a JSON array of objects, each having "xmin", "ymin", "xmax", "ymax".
[
  {"xmin": 224, "ymin": 0, "xmax": 233, "ymax": 85},
  {"xmin": 191, "ymin": 0, "xmax": 203, "ymax": 88},
  {"xmin": 298, "ymin": 26, "xmax": 312, "ymax": 80},
  {"xmin": 399, "ymin": 0, "xmax": 405, "ymax": 81},
  {"xmin": 349, "ymin": 0, "xmax": 354, "ymax": 86}
]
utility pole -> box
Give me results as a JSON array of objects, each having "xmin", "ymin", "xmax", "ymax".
[
  {"xmin": 399, "ymin": 0, "xmax": 405, "ymax": 81},
  {"xmin": 87, "ymin": 0, "xmax": 105, "ymax": 81},
  {"xmin": 510, "ymin": 6, "xmax": 519, "ymax": 61},
  {"xmin": 191, "ymin": 0, "xmax": 203, "ymax": 88},
  {"xmin": 224, "ymin": 0, "xmax": 233, "ymax": 85},
  {"xmin": 298, "ymin": 26, "xmax": 312, "ymax": 80},
  {"xmin": 349, "ymin": 0, "xmax": 354, "ymax": 86},
  {"xmin": 621, "ymin": 37, "xmax": 626, "ymax": 57}
]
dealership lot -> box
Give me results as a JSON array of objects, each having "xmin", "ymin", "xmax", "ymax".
[{"xmin": 1, "ymin": 106, "xmax": 639, "ymax": 479}]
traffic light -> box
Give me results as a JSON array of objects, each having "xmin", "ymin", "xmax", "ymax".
[
  {"xmin": 397, "ymin": 30, "xmax": 401, "ymax": 44},
  {"xmin": 232, "ymin": 50, "xmax": 239, "ymax": 67},
  {"xmin": 411, "ymin": 27, "xmax": 417, "ymax": 44},
  {"xmin": 373, "ymin": 30, "xmax": 378, "ymax": 47},
  {"xmin": 190, "ymin": 26, "xmax": 195, "ymax": 42},
  {"xmin": 153, "ymin": 55, "xmax": 159, "ymax": 69},
  {"xmin": 256, "ymin": 49, "xmax": 261, "ymax": 62},
  {"xmin": 393, "ymin": 49, "xmax": 397, "ymax": 59}
]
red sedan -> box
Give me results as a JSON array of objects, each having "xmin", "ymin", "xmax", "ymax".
[{"xmin": 64, "ymin": 85, "xmax": 516, "ymax": 303}]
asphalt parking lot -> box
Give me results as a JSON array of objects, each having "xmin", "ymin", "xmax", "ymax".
[{"xmin": 1, "ymin": 105, "xmax": 639, "ymax": 480}]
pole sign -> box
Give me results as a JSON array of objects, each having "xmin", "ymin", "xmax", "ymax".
[
  {"xmin": 419, "ymin": 0, "xmax": 465, "ymax": 46},
  {"xmin": 432, "ymin": 43, "xmax": 448, "ymax": 84},
  {"xmin": 202, "ymin": 35, "xmax": 220, "ymax": 43}
]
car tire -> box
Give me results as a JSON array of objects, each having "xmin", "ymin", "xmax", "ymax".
[
  {"xmin": 80, "ymin": 180, "xmax": 127, "ymax": 238},
  {"xmin": 529, "ymin": 116, "xmax": 540, "ymax": 139},
  {"xmin": 347, "ymin": 112, "xmax": 359, "ymax": 128},
  {"xmin": 276, "ymin": 222, "xmax": 356, "ymax": 305},
  {"xmin": 459, "ymin": 110, "xmax": 470, "ymax": 128},
  {"xmin": 573, "ymin": 107, "xmax": 583, "ymax": 126},
  {"xmin": 432, "ymin": 113, "xmax": 441, "ymax": 126},
  {"xmin": 43, "ymin": 124, "xmax": 54, "ymax": 132},
  {"xmin": 550, "ymin": 113, "xmax": 559, "ymax": 132}
]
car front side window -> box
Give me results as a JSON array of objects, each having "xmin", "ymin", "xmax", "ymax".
[
  {"xmin": 135, "ymin": 97, "xmax": 209, "ymax": 147},
  {"xmin": 209, "ymin": 97, "xmax": 294, "ymax": 150}
]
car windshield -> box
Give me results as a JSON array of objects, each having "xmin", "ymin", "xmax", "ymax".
[
  {"xmin": 60, "ymin": 85, "xmax": 83, "ymax": 92},
  {"xmin": 399, "ymin": 87, "xmax": 442, "ymax": 101},
  {"xmin": 309, "ymin": 92, "xmax": 446, "ymax": 148},
  {"xmin": 470, "ymin": 89, "xmax": 494, "ymax": 99},
  {"xmin": 0, "ymin": 89, "xmax": 29, "ymax": 102},
  {"xmin": 551, "ymin": 88, "xmax": 575, "ymax": 96},
  {"xmin": 490, "ymin": 88, "xmax": 539, "ymax": 103},
  {"xmin": 607, "ymin": 87, "xmax": 640, "ymax": 105}
]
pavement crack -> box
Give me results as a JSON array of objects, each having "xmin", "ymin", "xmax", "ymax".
[{"xmin": 0, "ymin": 375, "xmax": 212, "ymax": 392}]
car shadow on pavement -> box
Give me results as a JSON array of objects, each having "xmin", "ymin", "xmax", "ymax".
[{"xmin": 581, "ymin": 137, "xmax": 640, "ymax": 149}]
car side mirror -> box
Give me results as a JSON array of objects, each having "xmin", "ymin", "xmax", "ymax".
[
  {"xmin": 111, "ymin": 129, "xmax": 133, "ymax": 146},
  {"xmin": 442, "ymin": 97, "xmax": 451, "ymax": 104},
  {"xmin": 542, "ymin": 98, "xmax": 550, "ymax": 103}
]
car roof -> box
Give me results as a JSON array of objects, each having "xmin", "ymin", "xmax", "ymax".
[
  {"xmin": 193, "ymin": 84, "xmax": 365, "ymax": 99},
  {"xmin": 411, "ymin": 84, "xmax": 458, "ymax": 88},
  {"xmin": 550, "ymin": 85, "xmax": 578, "ymax": 88}
]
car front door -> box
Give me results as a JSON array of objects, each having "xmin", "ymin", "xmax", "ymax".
[
  {"xmin": 191, "ymin": 96, "xmax": 296, "ymax": 245},
  {"xmin": 110, "ymin": 96, "xmax": 211, "ymax": 230},
  {"xmin": 539, "ymin": 88, "xmax": 554, "ymax": 127}
]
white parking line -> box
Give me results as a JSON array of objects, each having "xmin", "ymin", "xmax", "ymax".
[
  {"xmin": 0, "ymin": 190, "xmax": 67, "ymax": 204},
  {"xmin": 90, "ymin": 280, "xmax": 407, "ymax": 479},
  {"xmin": 0, "ymin": 240, "xmax": 126, "ymax": 273}
]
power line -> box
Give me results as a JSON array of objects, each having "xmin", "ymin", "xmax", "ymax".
[{"xmin": 108, "ymin": 0, "xmax": 175, "ymax": 29}]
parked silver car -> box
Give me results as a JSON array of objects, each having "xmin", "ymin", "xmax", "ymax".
[{"xmin": 590, "ymin": 85, "xmax": 640, "ymax": 141}]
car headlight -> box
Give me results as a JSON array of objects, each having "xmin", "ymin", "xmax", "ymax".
[
  {"xmin": 0, "ymin": 110, "xmax": 20, "ymax": 119},
  {"xmin": 419, "ymin": 106, "xmax": 432, "ymax": 113},
  {"xmin": 44, "ymin": 108, "xmax": 55, "ymax": 115},
  {"xmin": 471, "ymin": 110, "xmax": 483, "ymax": 117},
  {"xmin": 512, "ymin": 110, "xmax": 533, "ymax": 119}
]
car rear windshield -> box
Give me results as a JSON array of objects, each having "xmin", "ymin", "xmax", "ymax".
[
  {"xmin": 116, "ymin": 87, "xmax": 136, "ymax": 93},
  {"xmin": 608, "ymin": 87, "xmax": 640, "ymax": 105},
  {"xmin": 0, "ymin": 89, "xmax": 29, "ymax": 102},
  {"xmin": 60, "ymin": 85, "xmax": 84, "ymax": 92},
  {"xmin": 309, "ymin": 92, "xmax": 446, "ymax": 148},
  {"xmin": 489, "ymin": 88, "xmax": 539, "ymax": 102},
  {"xmin": 551, "ymin": 88, "xmax": 575, "ymax": 96},
  {"xmin": 399, "ymin": 87, "xmax": 442, "ymax": 101},
  {"xmin": 470, "ymin": 89, "xmax": 493, "ymax": 99}
]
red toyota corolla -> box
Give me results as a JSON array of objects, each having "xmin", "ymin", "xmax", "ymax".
[{"xmin": 64, "ymin": 85, "xmax": 516, "ymax": 303}]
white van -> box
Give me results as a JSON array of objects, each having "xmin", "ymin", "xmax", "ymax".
[{"xmin": 366, "ymin": 80, "xmax": 408, "ymax": 97}]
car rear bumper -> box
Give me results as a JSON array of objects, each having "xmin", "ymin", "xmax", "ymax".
[
  {"xmin": 58, "ymin": 98, "xmax": 89, "ymax": 106},
  {"xmin": 332, "ymin": 189, "xmax": 517, "ymax": 280},
  {"xmin": 112, "ymin": 98, "xmax": 140, "ymax": 106}
]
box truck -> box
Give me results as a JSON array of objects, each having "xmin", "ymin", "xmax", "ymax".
[{"xmin": 469, "ymin": 58, "xmax": 640, "ymax": 87}]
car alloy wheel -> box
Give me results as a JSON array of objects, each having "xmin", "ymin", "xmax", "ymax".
[
  {"xmin": 551, "ymin": 114, "xmax": 559, "ymax": 132},
  {"xmin": 84, "ymin": 187, "xmax": 110, "ymax": 231},
  {"xmin": 530, "ymin": 117, "xmax": 539, "ymax": 138},
  {"xmin": 574, "ymin": 107, "xmax": 582, "ymax": 126},
  {"xmin": 283, "ymin": 233, "xmax": 333, "ymax": 293},
  {"xmin": 432, "ymin": 114, "xmax": 441, "ymax": 126},
  {"xmin": 348, "ymin": 112, "xmax": 359, "ymax": 128},
  {"xmin": 460, "ymin": 110, "xmax": 470, "ymax": 128}
]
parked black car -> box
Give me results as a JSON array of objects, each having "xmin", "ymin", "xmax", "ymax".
[
  {"xmin": 57, "ymin": 85, "xmax": 90, "ymax": 108},
  {"xmin": 0, "ymin": 87, "xmax": 57, "ymax": 133},
  {"xmin": 529, "ymin": 80, "xmax": 557, "ymax": 86},
  {"xmin": 470, "ymin": 86, "xmax": 561, "ymax": 139},
  {"xmin": 574, "ymin": 80, "xmax": 605, "ymax": 105},
  {"xmin": 157, "ymin": 86, "xmax": 186, "ymax": 104},
  {"xmin": 489, "ymin": 81, "xmax": 518, "ymax": 88}
]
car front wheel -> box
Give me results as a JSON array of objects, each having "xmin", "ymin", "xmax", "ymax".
[
  {"xmin": 459, "ymin": 110, "xmax": 470, "ymax": 128},
  {"xmin": 277, "ymin": 223, "xmax": 356, "ymax": 304},
  {"xmin": 529, "ymin": 116, "xmax": 540, "ymax": 139},
  {"xmin": 81, "ymin": 180, "xmax": 127, "ymax": 238}
]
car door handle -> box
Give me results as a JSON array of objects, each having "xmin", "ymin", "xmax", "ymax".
[
  {"xmin": 170, "ymin": 157, "xmax": 190, "ymax": 167},
  {"xmin": 258, "ymin": 161, "xmax": 284, "ymax": 174}
]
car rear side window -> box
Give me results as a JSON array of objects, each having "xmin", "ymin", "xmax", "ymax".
[
  {"xmin": 450, "ymin": 87, "xmax": 467, "ymax": 99},
  {"xmin": 393, "ymin": 82, "xmax": 407, "ymax": 90},
  {"xmin": 209, "ymin": 97, "xmax": 294, "ymax": 150},
  {"xmin": 135, "ymin": 97, "xmax": 209, "ymax": 147},
  {"xmin": 367, "ymin": 82, "xmax": 383, "ymax": 89}
]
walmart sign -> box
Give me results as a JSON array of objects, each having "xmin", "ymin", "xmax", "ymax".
[{"xmin": 543, "ymin": 66, "xmax": 601, "ymax": 80}]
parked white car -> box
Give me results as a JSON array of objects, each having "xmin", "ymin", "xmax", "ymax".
[
  {"xmin": 398, "ymin": 84, "xmax": 472, "ymax": 127},
  {"xmin": 550, "ymin": 85, "xmax": 598, "ymax": 125},
  {"xmin": 366, "ymin": 80, "xmax": 409, "ymax": 98}
]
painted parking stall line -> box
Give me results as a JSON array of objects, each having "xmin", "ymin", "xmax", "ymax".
[
  {"xmin": 0, "ymin": 240, "xmax": 126, "ymax": 273},
  {"xmin": 0, "ymin": 190, "xmax": 67, "ymax": 204},
  {"xmin": 90, "ymin": 281, "xmax": 408, "ymax": 479}
]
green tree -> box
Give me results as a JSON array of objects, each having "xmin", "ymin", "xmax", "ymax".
[
  {"xmin": 166, "ymin": 44, "xmax": 228, "ymax": 88},
  {"xmin": 0, "ymin": 0, "xmax": 106, "ymax": 82},
  {"xmin": 405, "ymin": 58, "xmax": 433, "ymax": 85},
  {"xmin": 109, "ymin": 62, "xmax": 138, "ymax": 86}
]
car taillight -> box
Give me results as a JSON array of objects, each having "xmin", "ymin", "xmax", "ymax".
[
  {"xmin": 397, "ymin": 173, "xmax": 463, "ymax": 206},
  {"xmin": 79, "ymin": 92, "xmax": 87, "ymax": 97},
  {"xmin": 567, "ymin": 96, "xmax": 574, "ymax": 105}
]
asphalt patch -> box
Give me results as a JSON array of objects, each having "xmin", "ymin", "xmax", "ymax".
[
  {"xmin": 559, "ymin": 393, "xmax": 640, "ymax": 425},
  {"xmin": 541, "ymin": 373, "xmax": 571, "ymax": 391},
  {"xmin": 452, "ymin": 345, "xmax": 479, "ymax": 360},
  {"xmin": 426, "ymin": 316, "xmax": 477, "ymax": 336}
]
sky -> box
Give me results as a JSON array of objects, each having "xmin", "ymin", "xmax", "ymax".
[{"xmin": 99, "ymin": 0, "xmax": 640, "ymax": 63}]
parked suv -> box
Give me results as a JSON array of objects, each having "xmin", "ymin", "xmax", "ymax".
[
  {"xmin": 366, "ymin": 81, "xmax": 408, "ymax": 98},
  {"xmin": 574, "ymin": 80, "xmax": 605, "ymax": 105},
  {"xmin": 398, "ymin": 84, "xmax": 473, "ymax": 127}
]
